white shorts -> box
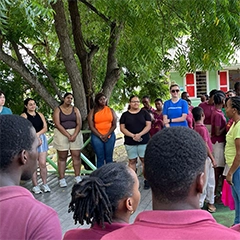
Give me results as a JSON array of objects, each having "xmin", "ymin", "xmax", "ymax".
[
  {"xmin": 212, "ymin": 142, "xmax": 225, "ymax": 167},
  {"xmin": 53, "ymin": 128, "xmax": 83, "ymax": 151}
]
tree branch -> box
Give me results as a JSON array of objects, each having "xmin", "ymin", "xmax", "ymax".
[
  {"xmin": 18, "ymin": 42, "xmax": 63, "ymax": 100},
  {"xmin": 11, "ymin": 41, "xmax": 25, "ymax": 66},
  {"xmin": 78, "ymin": 0, "xmax": 111, "ymax": 24},
  {"xmin": 0, "ymin": 48, "xmax": 59, "ymax": 109},
  {"xmin": 102, "ymin": 21, "xmax": 123, "ymax": 98}
]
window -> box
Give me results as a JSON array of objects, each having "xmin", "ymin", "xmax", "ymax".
[
  {"xmin": 218, "ymin": 70, "xmax": 229, "ymax": 92},
  {"xmin": 185, "ymin": 71, "xmax": 207, "ymax": 98},
  {"xmin": 196, "ymin": 71, "xmax": 207, "ymax": 97}
]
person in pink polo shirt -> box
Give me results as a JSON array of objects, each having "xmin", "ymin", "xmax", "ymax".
[
  {"xmin": 101, "ymin": 127, "xmax": 240, "ymax": 240},
  {"xmin": 63, "ymin": 162, "xmax": 140, "ymax": 240},
  {"xmin": 211, "ymin": 90, "xmax": 226, "ymax": 199},
  {"xmin": 199, "ymin": 89, "xmax": 217, "ymax": 133},
  {"xmin": 0, "ymin": 115, "xmax": 62, "ymax": 240},
  {"xmin": 192, "ymin": 106, "xmax": 217, "ymax": 213}
]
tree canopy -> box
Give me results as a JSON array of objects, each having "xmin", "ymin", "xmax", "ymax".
[{"xmin": 0, "ymin": 0, "xmax": 239, "ymax": 120}]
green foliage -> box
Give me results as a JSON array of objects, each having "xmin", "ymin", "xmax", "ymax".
[
  {"xmin": 110, "ymin": 69, "xmax": 170, "ymax": 111},
  {"xmin": 0, "ymin": 0, "xmax": 240, "ymax": 116},
  {"xmin": 0, "ymin": 0, "xmax": 55, "ymax": 37},
  {"xmin": 0, "ymin": 62, "xmax": 26, "ymax": 114}
]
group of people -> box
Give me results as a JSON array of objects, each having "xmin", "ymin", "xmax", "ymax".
[
  {"xmin": 1, "ymin": 114, "xmax": 240, "ymax": 239},
  {"xmin": 162, "ymin": 83, "xmax": 240, "ymax": 227},
  {"xmin": 0, "ymin": 83, "xmax": 240, "ymax": 237}
]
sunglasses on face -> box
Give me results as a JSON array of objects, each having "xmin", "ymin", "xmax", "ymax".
[{"xmin": 171, "ymin": 89, "xmax": 180, "ymax": 93}]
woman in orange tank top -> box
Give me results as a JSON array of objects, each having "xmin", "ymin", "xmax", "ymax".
[{"xmin": 88, "ymin": 93, "xmax": 117, "ymax": 168}]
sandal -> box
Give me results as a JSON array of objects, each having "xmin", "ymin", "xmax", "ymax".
[{"xmin": 207, "ymin": 204, "xmax": 216, "ymax": 213}]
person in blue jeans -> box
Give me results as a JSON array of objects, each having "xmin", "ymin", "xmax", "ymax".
[
  {"xmin": 88, "ymin": 93, "xmax": 117, "ymax": 168},
  {"xmin": 225, "ymin": 96, "xmax": 240, "ymax": 225}
]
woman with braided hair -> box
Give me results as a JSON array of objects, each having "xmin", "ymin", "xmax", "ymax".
[{"xmin": 63, "ymin": 162, "xmax": 140, "ymax": 240}]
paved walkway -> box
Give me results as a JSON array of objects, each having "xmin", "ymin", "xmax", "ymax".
[
  {"xmin": 21, "ymin": 171, "xmax": 235, "ymax": 237},
  {"xmin": 21, "ymin": 130, "xmax": 235, "ymax": 235},
  {"xmin": 21, "ymin": 173, "xmax": 151, "ymax": 236}
]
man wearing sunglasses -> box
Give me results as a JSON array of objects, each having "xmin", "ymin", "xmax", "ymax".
[{"xmin": 162, "ymin": 84, "xmax": 188, "ymax": 127}]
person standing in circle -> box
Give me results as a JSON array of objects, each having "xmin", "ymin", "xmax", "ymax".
[
  {"xmin": 63, "ymin": 162, "xmax": 140, "ymax": 240},
  {"xmin": 0, "ymin": 90, "xmax": 12, "ymax": 115},
  {"xmin": 53, "ymin": 92, "xmax": 83, "ymax": 187},
  {"xmin": 149, "ymin": 98, "xmax": 164, "ymax": 137},
  {"xmin": 88, "ymin": 92, "xmax": 117, "ymax": 168},
  {"xmin": 21, "ymin": 98, "xmax": 51, "ymax": 194},
  {"xmin": 163, "ymin": 84, "xmax": 188, "ymax": 127},
  {"xmin": 120, "ymin": 95, "xmax": 151, "ymax": 189},
  {"xmin": 224, "ymin": 96, "xmax": 240, "ymax": 226}
]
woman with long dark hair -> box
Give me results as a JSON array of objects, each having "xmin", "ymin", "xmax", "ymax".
[
  {"xmin": 21, "ymin": 98, "xmax": 50, "ymax": 194},
  {"xmin": 88, "ymin": 92, "xmax": 117, "ymax": 168},
  {"xmin": 63, "ymin": 162, "xmax": 140, "ymax": 240},
  {"xmin": 53, "ymin": 92, "xmax": 83, "ymax": 187}
]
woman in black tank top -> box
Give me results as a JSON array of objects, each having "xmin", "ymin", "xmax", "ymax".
[{"xmin": 21, "ymin": 98, "xmax": 51, "ymax": 194}]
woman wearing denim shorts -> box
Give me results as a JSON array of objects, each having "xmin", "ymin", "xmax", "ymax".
[{"xmin": 21, "ymin": 98, "xmax": 50, "ymax": 194}]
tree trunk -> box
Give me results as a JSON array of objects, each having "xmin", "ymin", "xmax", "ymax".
[
  {"xmin": 102, "ymin": 22, "xmax": 123, "ymax": 99},
  {"xmin": 68, "ymin": 0, "xmax": 98, "ymax": 111},
  {"xmin": 51, "ymin": 0, "xmax": 88, "ymax": 120}
]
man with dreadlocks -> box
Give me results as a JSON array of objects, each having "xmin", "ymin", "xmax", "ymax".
[
  {"xmin": 0, "ymin": 115, "xmax": 62, "ymax": 240},
  {"xmin": 63, "ymin": 162, "xmax": 140, "ymax": 240}
]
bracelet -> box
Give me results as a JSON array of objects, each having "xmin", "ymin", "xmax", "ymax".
[{"xmin": 169, "ymin": 119, "xmax": 172, "ymax": 123}]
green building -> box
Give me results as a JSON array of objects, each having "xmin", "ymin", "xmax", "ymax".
[{"xmin": 170, "ymin": 57, "xmax": 240, "ymax": 107}]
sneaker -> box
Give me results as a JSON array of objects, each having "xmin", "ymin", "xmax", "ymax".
[
  {"xmin": 144, "ymin": 180, "xmax": 150, "ymax": 190},
  {"xmin": 32, "ymin": 185, "xmax": 42, "ymax": 194},
  {"xmin": 75, "ymin": 176, "xmax": 82, "ymax": 183},
  {"xmin": 41, "ymin": 184, "xmax": 51, "ymax": 193},
  {"xmin": 59, "ymin": 178, "xmax": 67, "ymax": 188}
]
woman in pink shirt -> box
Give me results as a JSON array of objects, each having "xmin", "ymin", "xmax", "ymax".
[{"xmin": 63, "ymin": 162, "xmax": 140, "ymax": 240}]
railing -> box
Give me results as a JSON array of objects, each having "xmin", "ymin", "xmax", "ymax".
[{"xmin": 46, "ymin": 130, "xmax": 96, "ymax": 175}]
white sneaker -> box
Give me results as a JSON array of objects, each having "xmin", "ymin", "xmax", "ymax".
[
  {"xmin": 41, "ymin": 184, "xmax": 51, "ymax": 193},
  {"xmin": 32, "ymin": 185, "xmax": 42, "ymax": 194},
  {"xmin": 74, "ymin": 176, "xmax": 82, "ymax": 183},
  {"xmin": 59, "ymin": 178, "xmax": 67, "ymax": 188}
]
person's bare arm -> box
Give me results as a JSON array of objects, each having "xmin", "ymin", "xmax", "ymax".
[
  {"xmin": 37, "ymin": 112, "xmax": 48, "ymax": 136},
  {"xmin": 120, "ymin": 123, "xmax": 135, "ymax": 138},
  {"xmin": 102, "ymin": 108, "xmax": 117, "ymax": 142},
  {"xmin": 163, "ymin": 115, "xmax": 170, "ymax": 128},
  {"xmin": 88, "ymin": 109, "xmax": 102, "ymax": 137},
  {"xmin": 215, "ymin": 126, "xmax": 226, "ymax": 136},
  {"xmin": 169, "ymin": 113, "xmax": 187, "ymax": 123},
  {"xmin": 70, "ymin": 107, "xmax": 81, "ymax": 142},
  {"xmin": 53, "ymin": 107, "xmax": 71, "ymax": 139},
  {"xmin": 206, "ymin": 143, "xmax": 217, "ymax": 168},
  {"xmin": 134, "ymin": 121, "xmax": 151, "ymax": 141}
]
